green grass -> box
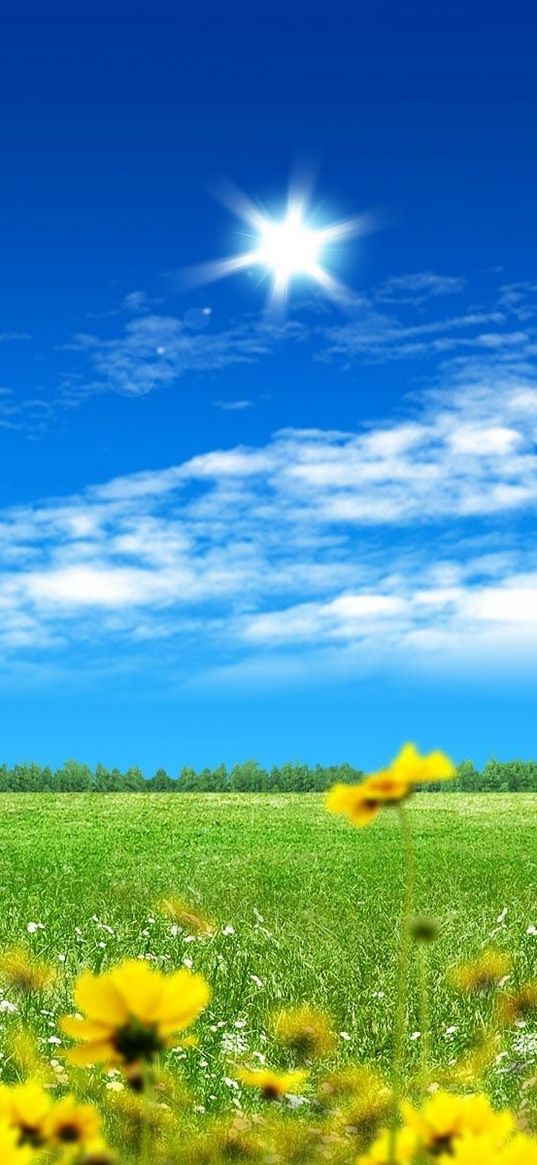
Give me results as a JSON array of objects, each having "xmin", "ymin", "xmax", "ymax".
[{"xmin": 0, "ymin": 792, "xmax": 536, "ymax": 1104}]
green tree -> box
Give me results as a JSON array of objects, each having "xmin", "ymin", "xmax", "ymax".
[
  {"xmin": 122, "ymin": 766, "xmax": 146, "ymax": 792},
  {"xmin": 148, "ymin": 768, "xmax": 176, "ymax": 791},
  {"xmin": 229, "ymin": 760, "xmax": 268, "ymax": 791},
  {"xmin": 54, "ymin": 759, "xmax": 93, "ymax": 792}
]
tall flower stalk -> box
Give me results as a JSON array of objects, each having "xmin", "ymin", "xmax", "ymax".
[
  {"xmin": 325, "ymin": 743, "xmax": 455, "ymax": 1165},
  {"xmin": 388, "ymin": 804, "xmax": 415, "ymax": 1165}
]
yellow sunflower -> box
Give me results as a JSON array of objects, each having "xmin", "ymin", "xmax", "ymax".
[
  {"xmin": 402, "ymin": 1090, "xmax": 514, "ymax": 1157},
  {"xmin": 450, "ymin": 949, "xmax": 511, "ymax": 995},
  {"xmin": 0, "ymin": 947, "xmax": 56, "ymax": 994},
  {"xmin": 0, "ymin": 1080, "xmax": 52, "ymax": 1148},
  {"xmin": 43, "ymin": 1095, "xmax": 102, "ymax": 1148},
  {"xmin": 0, "ymin": 1122, "xmax": 32, "ymax": 1165},
  {"xmin": 235, "ymin": 1066, "xmax": 307, "ymax": 1100},
  {"xmin": 326, "ymin": 744, "xmax": 454, "ymax": 828},
  {"xmin": 61, "ymin": 957, "xmax": 210, "ymax": 1068}
]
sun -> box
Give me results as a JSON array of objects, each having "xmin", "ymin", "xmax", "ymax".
[
  {"xmin": 253, "ymin": 208, "xmax": 323, "ymax": 290},
  {"xmin": 184, "ymin": 177, "xmax": 375, "ymax": 309}
]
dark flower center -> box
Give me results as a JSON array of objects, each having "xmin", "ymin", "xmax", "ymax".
[
  {"xmin": 430, "ymin": 1134, "xmax": 454, "ymax": 1156},
  {"xmin": 261, "ymin": 1085, "xmax": 281, "ymax": 1101},
  {"xmin": 19, "ymin": 1124, "xmax": 45, "ymax": 1148},
  {"xmin": 113, "ymin": 1017, "xmax": 163, "ymax": 1064},
  {"xmin": 57, "ymin": 1122, "xmax": 82, "ymax": 1143}
]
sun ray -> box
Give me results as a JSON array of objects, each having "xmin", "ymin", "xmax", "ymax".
[{"xmin": 183, "ymin": 176, "xmax": 375, "ymax": 308}]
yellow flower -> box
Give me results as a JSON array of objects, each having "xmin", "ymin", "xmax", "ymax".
[
  {"xmin": 273, "ymin": 1005, "xmax": 336, "ymax": 1061},
  {"xmin": 0, "ymin": 1080, "xmax": 52, "ymax": 1147},
  {"xmin": 0, "ymin": 947, "xmax": 56, "ymax": 993},
  {"xmin": 390, "ymin": 742, "xmax": 455, "ymax": 785},
  {"xmin": 497, "ymin": 982, "xmax": 537, "ymax": 1026},
  {"xmin": 326, "ymin": 744, "xmax": 454, "ymax": 827},
  {"xmin": 450, "ymin": 949, "xmax": 511, "ymax": 994},
  {"xmin": 446, "ymin": 1130, "xmax": 537, "ymax": 1165},
  {"xmin": 402, "ymin": 1091, "xmax": 514, "ymax": 1156},
  {"xmin": 0, "ymin": 1123, "xmax": 32, "ymax": 1165},
  {"xmin": 326, "ymin": 772, "xmax": 409, "ymax": 827},
  {"xmin": 357, "ymin": 1126, "xmax": 418, "ymax": 1163},
  {"xmin": 61, "ymin": 957, "xmax": 210, "ymax": 1068},
  {"xmin": 157, "ymin": 896, "xmax": 215, "ymax": 937},
  {"xmin": 343, "ymin": 1087, "xmax": 393, "ymax": 1149},
  {"xmin": 43, "ymin": 1095, "xmax": 102, "ymax": 1148},
  {"xmin": 235, "ymin": 1067, "xmax": 308, "ymax": 1100}
]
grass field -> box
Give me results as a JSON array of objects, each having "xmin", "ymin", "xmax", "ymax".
[{"xmin": 0, "ymin": 791, "xmax": 536, "ymax": 1111}]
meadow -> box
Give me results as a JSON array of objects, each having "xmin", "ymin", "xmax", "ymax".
[{"xmin": 1, "ymin": 791, "xmax": 536, "ymax": 1115}]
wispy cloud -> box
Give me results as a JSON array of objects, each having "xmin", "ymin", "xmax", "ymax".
[
  {"xmin": 375, "ymin": 271, "xmax": 466, "ymax": 304},
  {"xmin": 64, "ymin": 314, "xmax": 305, "ymax": 400},
  {"xmin": 3, "ymin": 368, "xmax": 537, "ymax": 683},
  {"xmin": 213, "ymin": 399, "xmax": 255, "ymax": 411}
]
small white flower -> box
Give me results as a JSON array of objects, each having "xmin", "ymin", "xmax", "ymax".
[
  {"xmin": 47, "ymin": 1036, "xmax": 61, "ymax": 1045},
  {"xmin": 223, "ymin": 1076, "xmax": 239, "ymax": 1089},
  {"xmin": 527, "ymin": 925, "xmax": 537, "ymax": 936},
  {"xmin": 27, "ymin": 922, "xmax": 44, "ymax": 934},
  {"xmin": 182, "ymin": 957, "xmax": 194, "ymax": 969},
  {"xmin": 0, "ymin": 1000, "xmax": 17, "ymax": 1013},
  {"xmin": 409, "ymin": 1031, "xmax": 421, "ymax": 1041},
  {"xmin": 58, "ymin": 954, "xmax": 66, "ymax": 963},
  {"xmin": 339, "ymin": 1031, "xmax": 351, "ymax": 1041},
  {"xmin": 445, "ymin": 1025, "xmax": 458, "ymax": 1037},
  {"xmin": 250, "ymin": 975, "xmax": 264, "ymax": 989},
  {"xmin": 222, "ymin": 925, "xmax": 235, "ymax": 936},
  {"xmin": 287, "ymin": 1093, "xmax": 309, "ymax": 1108}
]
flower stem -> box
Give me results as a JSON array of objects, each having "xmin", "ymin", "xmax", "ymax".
[
  {"xmin": 388, "ymin": 803, "xmax": 415, "ymax": 1165},
  {"xmin": 417, "ymin": 943, "xmax": 431, "ymax": 1095},
  {"xmin": 139, "ymin": 1066, "xmax": 153, "ymax": 1165}
]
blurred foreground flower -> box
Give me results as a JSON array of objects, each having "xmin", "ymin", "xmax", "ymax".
[
  {"xmin": 450, "ymin": 949, "xmax": 511, "ymax": 995},
  {"xmin": 497, "ymin": 981, "xmax": 537, "ymax": 1026},
  {"xmin": 157, "ymin": 896, "xmax": 215, "ymax": 937},
  {"xmin": 61, "ymin": 957, "xmax": 210, "ymax": 1069},
  {"xmin": 44, "ymin": 1094, "xmax": 102, "ymax": 1150},
  {"xmin": 273, "ymin": 1004, "xmax": 336, "ymax": 1061},
  {"xmin": 326, "ymin": 744, "xmax": 454, "ymax": 827},
  {"xmin": 235, "ymin": 1066, "xmax": 307, "ymax": 1100},
  {"xmin": 402, "ymin": 1090, "xmax": 515, "ymax": 1156},
  {"xmin": 0, "ymin": 1080, "xmax": 52, "ymax": 1147},
  {"xmin": 0, "ymin": 947, "xmax": 56, "ymax": 993},
  {"xmin": 0, "ymin": 1122, "xmax": 32, "ymax": 1165}
]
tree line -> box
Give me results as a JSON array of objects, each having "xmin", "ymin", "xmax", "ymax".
[{"xmin": 0, "ymin": 757, "xmax": 535, "ymax": 792}]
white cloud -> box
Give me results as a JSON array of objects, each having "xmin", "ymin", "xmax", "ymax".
[
  {"xmin": 375, "ymin": 271, "xmax": 466, "ymax": 304},
  {"xmin": 2, "ymin": 371, "xmax": 537, "ymax": 682},
  {"xmin": 65, "ymin": 315, "xmax": 305, "ymax": 400},
  {"xmin": 213, "ymin": 399, "xmax": 255, "ymax": 411}
]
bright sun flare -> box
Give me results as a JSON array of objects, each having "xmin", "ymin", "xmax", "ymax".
[
  {"xmin": 186, "ymin": 178, "xmax": 375, "ymax": 309},
  {"xmin": 254, "ymin": 210, "xmax": 323, "ymax": 284}
]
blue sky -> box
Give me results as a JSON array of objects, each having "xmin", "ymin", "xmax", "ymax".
[{"xmin": 1, "ymin": 2, "xmax": 537, "ymax": 772}]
